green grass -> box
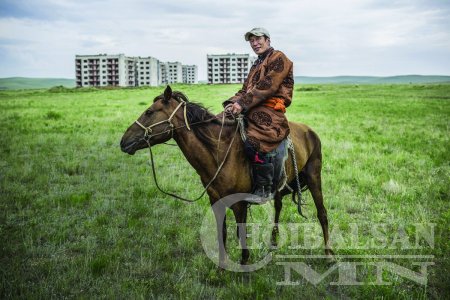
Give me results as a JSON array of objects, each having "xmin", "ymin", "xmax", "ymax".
[
  {"xmin": 0, "ymin": 84, "xmax": 449, "ymax": 298},
  {"xmin": 0, "ymin": 77, "xmax": 75, "ymax": 90}
]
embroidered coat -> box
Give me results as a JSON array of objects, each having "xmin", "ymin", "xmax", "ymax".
[{"xmin": 223, "ymin": 47, "xmax": 294, "ymax": 153}]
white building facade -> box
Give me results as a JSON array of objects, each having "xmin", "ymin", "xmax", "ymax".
[
  {"xmin": 136, "ymin": 57, "xmax": 159, "ymax": 87},
  {"xmin": 182, "ymin": 65, "xmax": 198, "ymax": 84},
  {"xmin": 160, "ymin": 62, "xmax": 183, "ymax": 84},
  {"xmin": 75, "ymin": 54, "xmax": 196, "ymax": 87},
  {"xmin": 207, "ymin": 53, "xmax": 256, "ymax": 84},
  {"xmin": 76, "ymin": 54, "xmax": 129, "ymax": 87}
]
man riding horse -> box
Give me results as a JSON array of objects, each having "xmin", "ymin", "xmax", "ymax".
[
  {"xmin": 120, "ymin": 27, "xmax": 334, "ymax": 266},
  {"xmin": 224, "ymin": 27, "xmax": 294, "ymax": 202}
]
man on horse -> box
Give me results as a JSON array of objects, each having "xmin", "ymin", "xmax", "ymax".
[{"xmin": 224, "ymin": 27, "xmax": 294, "ymax": 202}]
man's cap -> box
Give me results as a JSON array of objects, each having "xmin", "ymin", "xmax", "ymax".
[{"xmin": 244, "ymin": 27, "xmax": 270, "ymax": 41}]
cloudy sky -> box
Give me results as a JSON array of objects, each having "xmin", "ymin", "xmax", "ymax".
[{"xmin": 0, "ymin": 0, "xmax": 449, "ymax": 80}]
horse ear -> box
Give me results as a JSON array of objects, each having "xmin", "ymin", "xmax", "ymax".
[{"xmin": 163, "ymin": 85, "xmax": 172, "ymax": 103}]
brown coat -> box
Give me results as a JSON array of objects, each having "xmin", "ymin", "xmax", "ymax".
[{"xmin": 223, "ymin": 47, "xmax": 294, "ymax": 153}]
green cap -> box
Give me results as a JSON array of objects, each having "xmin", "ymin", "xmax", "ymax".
[{"xmin": 244, "ymin": 27, "xmax": 270, "ymax": 41}]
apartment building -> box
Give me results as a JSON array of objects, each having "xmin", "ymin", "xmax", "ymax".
[
  {"xmin": 160, "ymin": 62, "xmax": 183, "ymax": 84},
  {"xmin": 207, "ymin": 53, "xmax": 256, "ymax": 84},
  {"xmin": 136, "ymin": 56, "xmax": 159, "ymax": 87},
  {"xmin": 182, "ymin": 65, "xmax": 198, "ymax": 84},
  {"xmin": 75, "ymin": 54, "xmax": 196, "ymax": 87},
  {"xmin": 75, "ymin": 54, "xmax": 129, "ymax": 87}
]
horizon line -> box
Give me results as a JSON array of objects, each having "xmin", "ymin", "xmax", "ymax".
[{"xmin": 2, "ymin": 74, "xmax": 450, "ymax": 80}]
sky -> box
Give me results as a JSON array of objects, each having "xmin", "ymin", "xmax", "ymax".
[{"xmin": 0, "ymin": 0, "xmax": 449, "ymax": 80}]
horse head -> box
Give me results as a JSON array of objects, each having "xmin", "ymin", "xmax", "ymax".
[{"xmin": 120, "ymin": 85, "xmax": 187, "ymax": 155}]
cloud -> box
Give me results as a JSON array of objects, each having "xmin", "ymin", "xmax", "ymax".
[{"xmin": 0, "ymin": 0, "xmax": 449, "ymax": 78}]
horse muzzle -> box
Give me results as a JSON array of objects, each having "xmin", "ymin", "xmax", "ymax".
[{"xmin": 120, "ymin": 139, "xmax": 139, "ymax": 155}]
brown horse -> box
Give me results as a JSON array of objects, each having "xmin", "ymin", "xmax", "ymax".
[{"xmin": 120, "ymin": 86, "xmax": 333, "ymax": 267}]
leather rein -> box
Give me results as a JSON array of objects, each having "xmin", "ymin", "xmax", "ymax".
[{"xmin": 135, "ymin": 100, "xmax": 240, "ymax": 203}]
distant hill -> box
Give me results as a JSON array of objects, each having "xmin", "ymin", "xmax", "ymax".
[
  {"xmin": 0, "ymin": 77, "xmax": 75, "ymax": 90},
  {"xmin": 294, "ymin": 75, "xmax": 450, "ymax": 84},
  {"xmin": 1, "ymin": 75, "xmax": 449, "ymax": 90}
]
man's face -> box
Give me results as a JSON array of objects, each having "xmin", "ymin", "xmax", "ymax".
[{"xmin": 249, "ymin": 35, "xmax": 270, "ymax": 55}]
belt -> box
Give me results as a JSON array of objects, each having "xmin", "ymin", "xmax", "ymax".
[{"xmin": 262, "ymin": 97, "xmax": 286, "ymax": 113}]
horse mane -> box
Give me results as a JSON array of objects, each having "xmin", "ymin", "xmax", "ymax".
[{"xmin": 153, "ymin": 90, "xmax": 235, "ymax": 149}]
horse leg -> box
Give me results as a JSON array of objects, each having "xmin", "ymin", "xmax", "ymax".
[
  {"xmin": 236, "ymin": 204, "xmax": 247, "ymax": 239},
  {"xmin": 213, "ymin": 205, "xmax": 228, "ymax": 268},
  {"xmin": 271, "ymin": 192, "xmax": 282, "ymax": 247},
  {"xmin": 231, "ymin": 202, "xmax": 250, "ymax": 265},
  {"xmin": 305, "ymin": 158, "xmax": 334, "ymax": 257}
]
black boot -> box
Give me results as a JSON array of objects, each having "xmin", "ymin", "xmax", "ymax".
[{"xmin": 245, "ymin": 163, "xmax": 274, "ymax": 204}]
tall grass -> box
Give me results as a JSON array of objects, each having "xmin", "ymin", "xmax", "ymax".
[{"xmin": 0, "ymin": 84, "xmax": 449, "ymax": 298}]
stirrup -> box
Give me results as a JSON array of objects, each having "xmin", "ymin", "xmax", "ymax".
[{"xmin": 244, "ymin": 188, "xmax": 273, "ymax": 204}]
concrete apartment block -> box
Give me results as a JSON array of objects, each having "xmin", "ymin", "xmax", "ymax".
[
  {"xmin": 160, "ymin": 62, "xmax": 183, "ymax": 84},
  {"xmin": 207, "ymin": 53, "xmax": 256, "ymax": 84},
  {"xmin": 136, "ymin": 57, "xmax": 159, "ymax": 87},
  {"xmin": 76, "ymin": 54, "xmax": 128, "ymax": 87},
  {"xmin": 182, "ymin": 65, "xmax": 198, "ymax": 84},
  {"xmin": 76, "ymin": 54, "xmax": 197, "ymax": 87}
]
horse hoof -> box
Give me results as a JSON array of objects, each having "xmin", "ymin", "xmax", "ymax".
[
  {"xmin": 325, "ymin": 249, "xmax": 335, "ymax": 263},
  {"xmin": 216, "ymin": 266, "xmax": 225, "ymax": 273},
  {"xmin": 270, "ymin": 240, "xmax": 278, "ymax": 249}
]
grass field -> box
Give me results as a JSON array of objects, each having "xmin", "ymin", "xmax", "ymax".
[
  {"xmin": 0, "ymin": 77, "xmax": 75, "ymax": 90},
  {"xmin": 1, "ymin": 84, "xmax": 449, "ymax": 298}
]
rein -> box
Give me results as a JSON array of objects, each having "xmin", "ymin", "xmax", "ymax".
[{"xmin": 137, "ymin": 100, "xmax": 240, "ymax": 203}]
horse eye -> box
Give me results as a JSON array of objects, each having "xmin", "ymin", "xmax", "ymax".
[{"xmin": 145, "ymin": 109, "xmax": 153, "ymax": 116}]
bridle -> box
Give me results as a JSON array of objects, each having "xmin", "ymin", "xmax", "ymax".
[
  {"xmin": 132, "ymin": 99, "xmax": 241, "ymax": 203},
  {"xmin": 134, "ymin": 100, "xmax": 191, "ymax": 141}
]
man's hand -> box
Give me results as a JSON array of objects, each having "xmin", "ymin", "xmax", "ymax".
[{"xmin": 225, "ymin": 102, "xmax": 243, "ymax": 115}]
